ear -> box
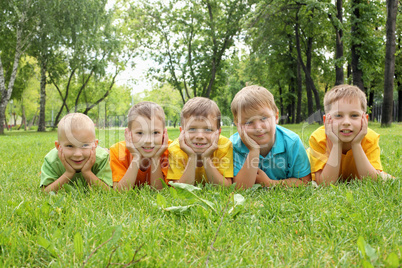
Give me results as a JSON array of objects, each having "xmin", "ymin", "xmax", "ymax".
[
  {"xmin": 365, "ymin": 114, "xmax": 369, "ymax": 120},
  {"xmin": 179, "ymin": 126, "xmax": 183, "ymax": 132},
  {"xmin": 55, "ymin": 141, "xmax": 60, "ymax": 149},
  {"xmin": 275, "ymin": 112, "xmax": 279, "ymax": 124},
  {"xmin": 323, "ymin": 114, "xmax": 326, "ymax": 123},
  {"xmin": 94, "ymin": 139, "xmax": 99, "ymax": 147},
  {"xmin": 218, "ymin": 128, "xmax": 222, "ymax": 135}
]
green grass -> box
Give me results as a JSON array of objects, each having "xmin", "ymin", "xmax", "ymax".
[{"xmin": 0, "ymin": 123, "xmax": 401, "ymax": 267}]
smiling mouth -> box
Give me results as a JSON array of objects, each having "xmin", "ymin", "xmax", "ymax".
[
  {"xmin": 193, "ymin": 143, "xmax": 207, "ymax": 148},
  {"xmin": 72, "ymin": 160, "xmax": 84, "ymax": 164},
  {"xmin": 142, "ymin": 147, "xmax": 155, "ymax": 152},
  {"xmin": 340, "ymin": 130, "xmax": 353, "ymax": 135}
]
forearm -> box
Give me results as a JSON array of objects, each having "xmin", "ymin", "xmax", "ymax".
[
  {"xmin": 43, "ymin": 171, "xmax": 74, "ymax": 193},
  {"xmin": 233, "ymin": 150, "xmax": 259, "ymax": 189},
  {"xmin": 267, "ymin": 178, "xmax": 307, "ymax": 187},
  {"xmin": 203, "ymin": 158, "xmax": 232, "ymax": 186},
  {"xmin": 177, "ymin": 155, "xmax": 197, "ymax": 185},
  {"xmin": 315, "ymin": 144, "xmax": 342, "ymax": 185},
  {"xmin": 113, "ymin": 160, "xmax": 140, "ymax": 191},
  {"xmin": 82, "ymin": 171, "xmax": 110, "ymax": 190},
  {"xmin": 352, "ymin": 144, "xmax": 379, "ymax": 180},
  {"xmin": 150, "ymin": 158, "xmax": 164, "ymax": 190}
]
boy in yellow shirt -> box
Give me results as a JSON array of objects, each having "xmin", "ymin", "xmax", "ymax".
[
  {"xmin": 40, "ymin": 113, "xmax": 113, "ymax": 192},
  {"xmin": 109, "ymin": 102, "xmax": 169, "ymax": 190},
  {"xmin": 308, "ymin": 84, "xmax": 384, "ymax": 185},
  {"xmin": 167, "ymin": 97, "xmax": 233, "ymax": 186}
]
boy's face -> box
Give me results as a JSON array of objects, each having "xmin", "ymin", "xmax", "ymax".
[
  {"xmin": 181, "ymin": 115, "xmax": 220, "ymax": 154},
  {"xmin": 55, "ymin": 128, "xmax": 98, "ymax": 172},
  {"xmin": 325, "ymin": 98, "xmax": 366, "ymax": 144},
  {"xmin": 237, "ymin": 106, "xmax": 278, "ymax": 149},
  {"xmin": 129, "ymin": 115, "xmax": 164, "ymax": 158}
]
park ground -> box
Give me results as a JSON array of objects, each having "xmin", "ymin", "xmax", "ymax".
[{"xmin": 0, "ymin": 123, "xmax": 401, "ymax": 267}]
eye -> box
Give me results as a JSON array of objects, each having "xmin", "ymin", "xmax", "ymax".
[
  {"xmin": 188, "ymin": 128, "xmax": 196, "ymax": 132},
  {"xmin": 82, "ymin": 144, "xmax": 90, "ymax": 148},
  {"xmin": 351, "ymin": 114, "xmax": 360, "ymax": 118},
  {"xmin": 244, "ymin": 121, "xmax": 252, "ymax": 125},
  {"xmin": 205, "ymin": 128, "xmax": 213, "ymax": 132},
  {"xmin": 136, "ymin": 131, "xmax": 143, "ymax": 135},
  {"xmin": 153, "ymin": 131, "xmax": 161, "ymax": 135},
  {"xmin": 334, "ymin": 114, "xmax": 342, "ymax": 118},
  {"xmin": 66, "ymin": 144, "xmax": 73, "ymax": 148},
  {"xmin": 261, "ymin": 117, "xmax": 268, "ymax": 121}
]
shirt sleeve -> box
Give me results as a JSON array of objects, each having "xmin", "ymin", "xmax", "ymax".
[
  {"xmin": 166, "ymin": 141, "xmax": 187, "ymax": 181},
  {"xmin": 40, "ymin": 151, "xmax": 64, "ymax": 187},
  {"xmin": 288, "ymin": 138, "xmax": 311, "ymax": 179},
  {"xmin": 216, "ymin": 138, "xmax": 234, "ymax": 178},
  {"xmin": 307, "ymin": 129, "xmax": 329, "ymax": 181},
  {"xmin": 109, "ymin": 142, "xmax": 130, "ymax": 182},
  {"xmin": 92, "ymin": 147, "xmax": 113, "ymax": 187},
  {"xmin": 364, "ymin": 132, "xmax": 382, "ymax": 171}
]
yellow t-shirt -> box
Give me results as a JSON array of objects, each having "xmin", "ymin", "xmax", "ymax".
[
  {"xmin": 167, "ymin": 135, "xmax": 234, "ymax": 184},
  {"xmin": 307, "ymin": 126, "xmax": 382, "ymax": 181}
]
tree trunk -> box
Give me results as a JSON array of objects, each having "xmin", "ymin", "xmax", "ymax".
[
  {"xmin": 335, "ymin": 0, "xmax": 344, "ymax": 85},
  {"xmin": 278, "ymin": 82, "xmax": 284, "ymax": 124},
  {"xmin": 367, "ymin": 89, "xmax": 374, "ymax": 121},
  {"xmin": 350, "ymin": 0, "xmax": 365, "ymax": 93},
  {"xmin": 38, "ymin": 60, "xmax": 47, "ymax": 132},
  {"xmin": 0, "ymin": 52, "xmax": 22, "ymax": 135},
  {"xmin": 382, "ymin": 0, "xmax": 399, "ymax": 127},
  {"xmin": 18, "ymin": 97, "xmax": 27, "ymax": 131},
  {"xmin": 398, "ymin": 85, "xmax": 402, "ymax": 122},
  {"xmin": 295, "ymin": 14, "xmax": 322, "ymax": 122},
  {"xmin": 296, "ymin": 57, "xmax": 302, "ymax": 123}
]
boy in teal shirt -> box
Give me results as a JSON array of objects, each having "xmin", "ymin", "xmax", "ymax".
[{"xmin": 230, "ymin": 85, "xmax": 311, "ymax": 189}]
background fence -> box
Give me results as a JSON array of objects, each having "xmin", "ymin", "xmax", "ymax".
[{"xmin": 371, "ymin": 100, "xmax": 399, "ymax": 123}]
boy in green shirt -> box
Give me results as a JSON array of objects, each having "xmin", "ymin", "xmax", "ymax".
[{"xmin": 40, "ymin": 113, "xmax": 112, "ymax": 192}]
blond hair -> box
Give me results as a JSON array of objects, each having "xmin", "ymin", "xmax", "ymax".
[
  {"xmin": 127, "ymin": 102, "xmax": 166, "ymax": 129},
  {"xmin": 181, "ymin": 97, "xmax": 221, "ymax": 129},
  {"xmin": 324, "ymin": 84, "xmax": 367, "ymax": 113},
  {"xmin": 231, "ymin": 85, "xmax": 278, "ymax": 123},
  {"xmin": 57, "ymin": 113, "xmax": 95, "ymax": 138}
]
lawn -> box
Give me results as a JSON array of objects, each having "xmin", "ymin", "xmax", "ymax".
[{"xmin": 0, "ymin": 123, "xmax": 401, "ymax": 267}]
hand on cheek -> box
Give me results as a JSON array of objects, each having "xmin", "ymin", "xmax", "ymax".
[
  {"xmin": 82, "ymin": 145, "xmax": 96, "ymax": 173},
  {"xmin": 325, "ymin": 114, "xmax": 341, "ymax": 147},
  {"xmin": 179, "ymin": 131, "xmax": 196, "ymax": 156},
  {"xmin": 352, "ymin": 113, "xmax": 368, "ymax": 145},
  {"xmin": 58, "ymin": 147, "xmax": 76, "ymax": 175},
  {"xmin": 239, "ymin": 125, "xmax": 259, "ymax": 152}
]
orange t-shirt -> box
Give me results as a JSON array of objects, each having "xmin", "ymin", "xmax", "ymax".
[{"xmin": 109, "ymin": 141, "xmax": 170, "ymax": 186}]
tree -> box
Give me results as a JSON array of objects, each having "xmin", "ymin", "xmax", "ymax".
[
  {"xmin": 135, "ymin": 0, "xmax": 249, "ymax": 104},
  {"xmin": 381, "ymin": 0, "xmax": 399, "ymax": 127},
  {"xmin": 47, "ymin": 0, "xmax": 130, "ymax": 127},
  {"xmin": 0, "ymin": 0, "xmax": 38, "ymax": 134}
]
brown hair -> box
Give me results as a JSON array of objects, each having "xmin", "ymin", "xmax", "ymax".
[
  {"xmin": 181, "ymin": 97, "xmax": 221, "ymax": 129},
  {"xmin": 231, "ymin": 85, "xmax": 278, "ymax": 123},
  {"xmin": 127, "ymin": 102, "xmax": 166, "ymax": 129},
  {"xmin": 324, "ymin": 84, "xmax": 367, "ymax": 113},
  {"xmin": 57, "ymin": 113, "xmax": 95, "ymax": 140}
]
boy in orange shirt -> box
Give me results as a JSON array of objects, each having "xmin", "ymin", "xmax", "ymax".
[{"xmin": 109, "ymin": 102, "xmax": 169, "ymax": 190}]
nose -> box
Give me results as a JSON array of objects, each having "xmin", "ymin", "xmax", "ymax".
[
  {"xmin": 195, "ymin": 130, "xmax": 204, "ymax": 139},
  {"xmin": 342, "ymin": 116, "xmax": 351, "ymax": 125},
  {"xmin": 73, "ymin": 147, "xmax": 83, "ymax": 156},
  {"xmin": 143, "ymin": 134, "xmax": 153, "ymax": 145}
]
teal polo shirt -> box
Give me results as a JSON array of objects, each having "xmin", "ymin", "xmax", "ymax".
[{"xmin": 229, "ymin": 125, "xmax": 311, "ymax": 180}]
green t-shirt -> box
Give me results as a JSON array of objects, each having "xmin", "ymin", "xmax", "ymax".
[{"xmin": 40, "ymin": 147, "xmax": 113, "ymax": 188}]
